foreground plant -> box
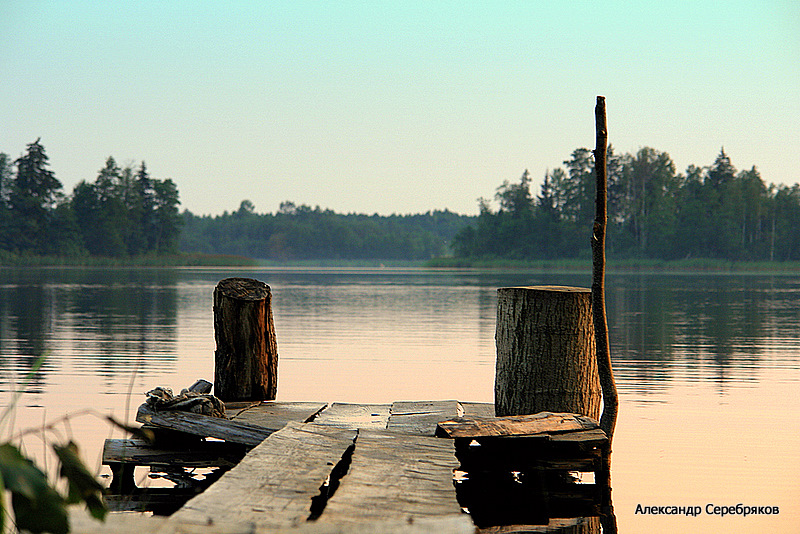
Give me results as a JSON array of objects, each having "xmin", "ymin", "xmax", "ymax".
[{"xmin": 0, "ymin": 358, "xmax": 112, "ymax": 533}]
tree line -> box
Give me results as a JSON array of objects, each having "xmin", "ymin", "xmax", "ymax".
[
  {"xmin": 0, "ymin": 139, "xmax": 182, "ymax": 257},
  {"xmin": 5, "ymin": 139, "xmax": 800, "ymax": 263},
  {"xmin": 180, "ymin": 201, "xmax": 471, "ymax": 260},
  {"xmin": 453, "ymin": 147, "xmax": 800, "ymax": 261}
]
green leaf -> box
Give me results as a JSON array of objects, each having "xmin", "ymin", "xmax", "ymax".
[
  {"xmin": 11, "ymin": 486, "xmax": 69, "ymax": 534},
  {"xmin": 53, "ymin": 441, "xmax": 108, "ymax": 521},
  {"xmin": 0, "ymin": 442, "xmax": 68, "ymax": 534},
  {"xmin": 0, "ymin": 443, "xmax": 50, "ymax": 500},
  {"xmin": 84, "ymin": 492, "xmax": 107, "ymax": 521}
]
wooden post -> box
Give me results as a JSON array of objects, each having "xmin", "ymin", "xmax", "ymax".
[
  {"xmin": 494, "ymin": 286, "xmax": 602, "ymax": 419},
  {"xmin": 213, "ymin": 277, "xmax": 278, "ymax": 402}
]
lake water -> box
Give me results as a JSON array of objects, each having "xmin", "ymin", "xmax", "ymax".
[{"xmin": 1, "ymin": 266, "xmax": 798, "ymax": 533}]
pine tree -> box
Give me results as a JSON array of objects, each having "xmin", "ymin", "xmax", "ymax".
[{"xmin": 8, "ymin": 139, "xmax": 63, "ymax": 251}]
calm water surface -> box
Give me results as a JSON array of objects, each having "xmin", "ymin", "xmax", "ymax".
[{"xmin": 1, "ymin": 267, "xmax": 798, "ymax": 533}]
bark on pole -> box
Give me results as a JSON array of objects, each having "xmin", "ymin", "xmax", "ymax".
[
  {"xmin": 494, "ymin": 286, "xmax": 602, "ymax": 419},
  {"xmin": 213, "ymin": 277, "xmax": 278, "ymax": 402},
  {"xmin": 592, "ymin": 96, "xmax": 619, "ymax": 444}
]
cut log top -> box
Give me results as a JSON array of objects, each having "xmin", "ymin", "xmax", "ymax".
[
  {"xmin": 498, "ymin": 285, "xmax": 590, "ymax": 294},
  {"xmin": 215, "ymin": 277, "xmax": 270, "ymax": 301}
]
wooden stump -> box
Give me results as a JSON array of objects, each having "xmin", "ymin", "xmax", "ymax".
[
  {"xmin": 495, "ymin": 286, "xmax": 601, "ymax": 419},
  {"xmin": 213, "ymin": 278, "xmax": 278, "ymax": 402}
]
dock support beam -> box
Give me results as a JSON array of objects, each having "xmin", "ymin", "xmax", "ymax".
[
  {"xmin": 494, "ymin": 286, "xmax": 601, "ymax": 419},
  {"xmin": 213, "ymin": 277, "xmax": 278, "ymax": 402}
]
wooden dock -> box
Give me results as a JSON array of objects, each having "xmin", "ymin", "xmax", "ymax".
[{"xmin": 85, "ymin": 400, "xmax": 610, "ymax": 533}]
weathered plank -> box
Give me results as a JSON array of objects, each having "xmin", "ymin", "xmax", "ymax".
[
  {"xmin": 470, "ymin": 515, "xmax": 600, "ymax": 533},
  {"xmin": 103, "ymin": 438, "xmax": 246, "ymax": 468},
  {"xmin": 387, "ymin": 400, "xmax": 462, "ymax": 435},
  {"xmin": 137, "ymin": 404, "xmax": 273, "ymax": 447},
  {"xmin": 70, "ymin": 510, "xmax": 171, "ymax": 534},
  {"xmin": 435, "ymin": 412, "xmax": 599, "ymax": 439},
  {"xmin": 549, "ymin": 428, "xmax": 608, "ymax": 445},
  {"xmin": 304, "ymin": 516, "xmax": 476, "ymax": 533},
  {"xmin": 317, "ymin": 430, "xmax": 467, "ymax": 526},
  {"xmin": 104, "ymin": 489, "xmax": 203, "ymax": 515},
  {"xmin": 455, "ymin": 446, "xmax": 600, "ymax": 473},
  {"xmin": 71, "ymin": 509, "xmax": 474, "ymax": 534},
  {"xmin": 169, "ymin": 422, "xmax": 357, "ymax": 530},
  {"xmin": 313, "ymin": 402, "xmax": 391, "ymax": 429},
  {"xmin": 228, "ymin": 400, "xmax": 328, "ymax": 429},
  {"xmin": 136, "ymin": 401, "xmax": 328, "ymax": 446},
  {"xmin": 103, "ymin": 437, "xmax": 246, "ymax": 493},
  {"xmin": 460, "ymin": 402, "xmax": 495, "ymax": 418},
  {"xmin": 71, "ymin": 508, "xmax": 258, "ymax": 534}
]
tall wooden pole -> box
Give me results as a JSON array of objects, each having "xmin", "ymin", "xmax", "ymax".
[{"xmin": 592, "ymin": 96, "xmax": 618, "ymax": 443}]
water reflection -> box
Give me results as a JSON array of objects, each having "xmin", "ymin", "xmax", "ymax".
[
  {"xmin": 607, "ymin": 273, "xmax": 800, "ymax": 395},
  {"xmin": 1, "ymin": 267, "xmax": 798, "ymax": 533},
  {"xmin": 0, "ymin": 268, "xmax": 180, "ymax": 395},
  {"xmin": 2, "ymin": 268, "xmax": 798, "ymax": 398}
]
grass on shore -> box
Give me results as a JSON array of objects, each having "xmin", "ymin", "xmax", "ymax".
[
  {"xmin": 425, "ymin": 256, "xmax": 800, "ymax": 273},
  {"xmin": 0, "ymin": 251, "xmax": 258, "ymax": 267},
  {"xmin": 4, "ymin": 250, "xmax": 800, "ymax": 273}
]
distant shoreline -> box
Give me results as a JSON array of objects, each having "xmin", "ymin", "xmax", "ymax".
[
  {"xmin": 4, "ymin": 252, "xmax": 800, "ymax": 274},
  {"xmin": 426, "ymin": 257, "xmax": 800, "ymax": 273},
  {"xmin": 0, "ymin": 252, "xmax": 258, "ymax": 268}
]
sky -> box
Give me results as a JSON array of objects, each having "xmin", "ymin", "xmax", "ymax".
[{"xmin": 1, "ymin": 1, "xmax": 798, "ymax": 216}]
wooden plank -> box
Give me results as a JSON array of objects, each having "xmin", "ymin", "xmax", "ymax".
[
  {"xmin": 72, "ymin": 509, "xmax": 474, "ymax": 534},
  {"xmin": 460, "ymin": 402, "xmax": 495, "ymax": 418},
  {"xmin": 451, "ymin": 429, "xmax": 607, "ymax": 475},
  {"xmin": 136, "ymin": 404, "xmax": 273, "ymax": 447},
  {"xmin": 169, "ymin": 422, "xmax": 358, "ymax": 530},
  {"xmin": 456, "ymin": 452, "xmax": 599, "ymax": 473},
  {"xmin": 318, "ymin": 430, "xmax": 467, "ymax": 526},
  {"xmin": 387, "ymin": 400, "xmax": 462, "ymax": 435},
  {"xmin": 71, "ymin": 508, "xmax": 258, "ymax": 534},
  {"xmin": 136, "ymin": 401, "xmax": 328, "ymax": 446},
  {"xmin": 104, "ymin": 489, "xmax": 201, "ymax": 515},
  {"xmin": 469, "ymin": 516, "xmax": 600, "ymax": 533},
  {"xmin": 70, "ymin": 509, "xmax": 172, "ymax": 534},
  {"xmin": 305, "ymin": 516, "xmax": 476, "ymax": 533},
  {"xmin": 227, "ymin": 400, "xmax": 328, "ymax": 429},
  {"xmin": 549, "ymin": 428, "xmax": 608, "ymax": 445},
  {"xmin": 103, "ymin": 438, "xmax": 246, "ymax": 468},
  {"xmin": 435, "ymin": 412, "xmax": 599, "ymax": 439},
  {"xmin": 314, "ymin": 403, "xmax": 391, "ymax": 429}
]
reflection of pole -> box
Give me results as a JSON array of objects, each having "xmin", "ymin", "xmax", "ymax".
[
  {"xmin": 592, "ymin": 96, "xmax": 618, "ymax": 442},
  {"xmin": 770, "ymin": 214, "xmax": 775, "ymax": 262}
]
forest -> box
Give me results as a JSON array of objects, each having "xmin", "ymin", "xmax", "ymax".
[
  {"xmin": 3, "ymin": 139, "xmax": 800, "ymax": 263},
  {"xmin": 0, "ymin": 139, "xmax": 469, "ymax": 261},
  {"xmin": 453, "ymin": 147, "xmax": 800, "ymax": 261},
  {"xmin": 180, "ymin": 202, "xmax": 470, "ymax": 260},
  {"xmin": 0, "ymin": 140, "xmax": 182, "ymax": 258}
]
